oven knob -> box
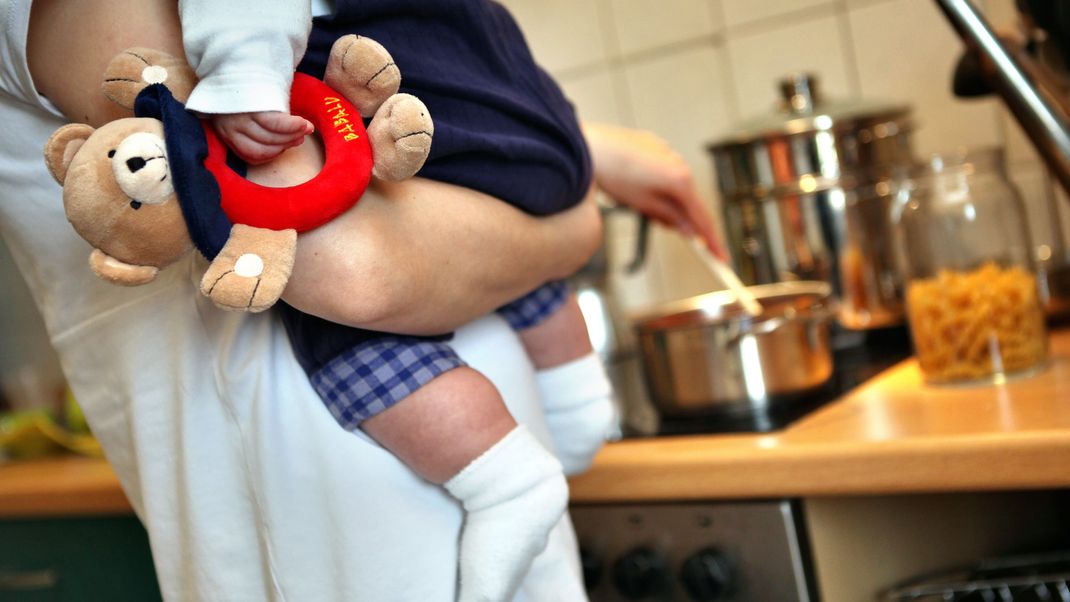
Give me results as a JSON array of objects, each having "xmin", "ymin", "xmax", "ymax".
[
  {"xmin": 680, "ymin": 547, "xmax": 733, "ymax": 601},
  {"xmin": 579, "ymin": 547, "xmax": 602, "ymax": 590},
  {"xmin": 612, "ymin": 546, "xmax": 669, "ymax": 600}
]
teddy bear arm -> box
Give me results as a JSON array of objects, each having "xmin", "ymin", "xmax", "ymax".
[
  {"xmin": 102, "ymin": 47, "xmax": 198, "ymax": 110},
  {"xmin": 369, "ymin": 94, "xmax": 434, "ymax": 181},
  {"xmin": 324, "ymin": 35, "xmax": 401, "ymax": 117},
  {"xmin": 200, "ymin": 224, "xmax": 298, "ymax": 313}
]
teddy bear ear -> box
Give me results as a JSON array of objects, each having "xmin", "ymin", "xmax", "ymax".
[
  {"xmin": 102, "ymin": 47, "xmax": 198, "ymax": 110},
  {"xmin": 43, "ymin": 123, "xmax": 96, "ymax": 185}
]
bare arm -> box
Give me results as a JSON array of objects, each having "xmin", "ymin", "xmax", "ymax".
[
  {"xmin": 583, "ymin": 122, "xmax": 725, "ymax": 259},
  {"xmin": 27, "ymin": 0, "xmax": 601, "ymax": 335}
]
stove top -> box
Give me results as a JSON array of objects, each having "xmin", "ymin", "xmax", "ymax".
[{"xmin": 619, "ymin": 326, "xmax": 914, "ymax": 438}]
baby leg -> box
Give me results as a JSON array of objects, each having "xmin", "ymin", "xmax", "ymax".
[
  {"xmin": 362, "ymin": 367, "xmax": 568, "ymax": 602},
  {"xmin": 510, "ymin": 291, "xmax": 619, "ymax": 475}
]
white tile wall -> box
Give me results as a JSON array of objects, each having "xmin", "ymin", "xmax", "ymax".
[
  {"xmin": 557, "ymin": 70, "xmax": 626, "ymax": 126},
  {"xmin": 720, "ymin": 0, "xmax": 835, "ymax": 29},
  {"xmin": 727, "ymin": 13, "xmax": 855, "ymax": 116},
  {"xmin": 621, "ymin": 45, "xmax": 733, "ymax": 196},
  {"xmin": 606, "ymin": 0, "xmax": 722, "ymax": 56},
  {"xmin": 496, "ymin": 0, "xmax": 608, "ymax": 73},
  {"xmin": 503, "ymin": 0, "xmax": 1066, "ymax": 309},
  {"xmin": 848, "ymin": 0, "xmax": 1002, "ymax": 156}
]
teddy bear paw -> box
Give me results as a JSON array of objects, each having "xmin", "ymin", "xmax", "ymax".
[
  {"xmin": 369, "ymin": 93, "xmax": 434, "ymax": 181},
  {"xmin": 200, "ymin": 253, "xmax": 285, "ymax": 313},
  {"xmin": 325, "ymin": 35, "xmax": 401, "ymax": 116},
  {"xmin": 102, "ymin": 48, "xmax": 197, "ymax": 110}
]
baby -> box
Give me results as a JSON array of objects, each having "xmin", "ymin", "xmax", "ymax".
[{"xmin": 179, "ymin": 1, "xmax": 615, "ymax": 600}]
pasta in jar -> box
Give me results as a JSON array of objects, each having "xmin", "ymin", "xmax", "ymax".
[{"xmin": 906, "ymin": 262, "xmax": 1047, "ymax": 383}]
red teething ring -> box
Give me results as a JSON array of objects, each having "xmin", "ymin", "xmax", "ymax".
[{"xmin": 203, "ymin": 73, "xmax": 374, "ymax": 233}]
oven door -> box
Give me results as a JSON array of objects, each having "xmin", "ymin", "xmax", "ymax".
[{"xmin": 569, "ymin": 500, "xmax": 818, "ymax": 601}]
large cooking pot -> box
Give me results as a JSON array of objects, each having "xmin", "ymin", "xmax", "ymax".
[
  {"xmin": 708, "ymin": 74, "xmax": 914, "ymax": 331},
  {"xmin": 633, "ymin": 281, "xmax": 833, "ymax": 417}
]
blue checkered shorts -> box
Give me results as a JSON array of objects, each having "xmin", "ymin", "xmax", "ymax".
[
  {"xmin": 497, "ymin": 280, "xmax": 570, "ymax": 330},
  {"xmin": 310, "ymin": 337, "xmax": 467, "ymax": 430},
  {"xmin": 308, "ymin": 281, "xmax": 569, "ymax": 429}
]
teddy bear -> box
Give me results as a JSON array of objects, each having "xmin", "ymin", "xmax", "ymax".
[{"xmin": 43, "ymin": 36, "xmax": 433, "ymax": 312}]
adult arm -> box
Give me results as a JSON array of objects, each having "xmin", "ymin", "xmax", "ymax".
[
  {"xmin": 27, "ymin": 0, "xmax": 601, "ymax": 335},
  {"xmin": 583, "ymin": 122, "xmax": 726, "ymax": 259}
]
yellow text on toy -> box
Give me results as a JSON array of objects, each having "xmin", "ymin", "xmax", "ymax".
[{"xmin": 323, "ymin": 96, "xmax": 360, "ymax": 142}]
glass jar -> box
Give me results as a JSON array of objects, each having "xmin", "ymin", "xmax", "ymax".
[{"xmin": 892, "ymin": 148, "xmax": 1048, "ymax": 384}]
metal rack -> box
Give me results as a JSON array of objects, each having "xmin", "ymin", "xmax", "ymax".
[{"xmin": 881, "ymin": 551, "xmax": 1070, "ymax": 601}]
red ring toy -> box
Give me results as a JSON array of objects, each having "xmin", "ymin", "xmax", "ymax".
[{"xmin": 202, "ymin": 72, "xmax": 374, "ymax": 233}]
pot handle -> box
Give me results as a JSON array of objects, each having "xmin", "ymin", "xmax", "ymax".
[
  {"xmin": 626, "ymin": 215, "xmax": 651, "ymax": 274},
  {"xmin": 724, "ymin": 300, "xmax": 837, "ymax": 346}
]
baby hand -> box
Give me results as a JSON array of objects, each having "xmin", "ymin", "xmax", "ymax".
[{"xmin": 210, "ymin": 112, "xmax": 315, "ymax": 165}]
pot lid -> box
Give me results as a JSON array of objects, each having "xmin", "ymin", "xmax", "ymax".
[
  {"xmin": 709, "ymin": 73, "xmax": 911, "ymax": 149},
  {"xmin": 707, "ymin": 73, "xmax": 915, "ymax": 200}
]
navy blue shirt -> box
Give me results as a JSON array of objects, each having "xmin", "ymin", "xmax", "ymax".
[
  {"xmin": 300, "ymin": 0, "xmax": 592, "ymax": 215},
  {"xmin": 285, "ymin": 0, "xmax": 592, "ymax": 376}
]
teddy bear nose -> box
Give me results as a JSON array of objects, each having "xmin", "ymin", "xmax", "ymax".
[{"xmin": 126, "ymin": 157, "xmax": 148, "ymax": 173}]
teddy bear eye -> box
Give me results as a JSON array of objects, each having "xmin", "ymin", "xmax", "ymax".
[
  {"xmin": 130, "ymin": 200, "xmax": 142, "ymax": 210},
  {"xmin": 108, "ymin": 150, "xmax": 116, "ymax": 158}
]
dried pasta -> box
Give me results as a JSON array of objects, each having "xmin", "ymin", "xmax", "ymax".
[{"xmin": 906, "ymin": 262, "xmax": 1047, "ymax": 383}]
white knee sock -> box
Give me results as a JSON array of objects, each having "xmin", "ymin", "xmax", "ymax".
[
  {"xmin": 536, "ymin": 353, "xmax": 619, "ymax": 476},
  {"xmin": 445, "ymin": 425, "xmax": 569, "ymax": 602}
]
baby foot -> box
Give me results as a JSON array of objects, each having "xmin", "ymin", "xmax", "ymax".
[{"xmin": 325, "ymin": 35, "xmax": 401, "ymax": 116}]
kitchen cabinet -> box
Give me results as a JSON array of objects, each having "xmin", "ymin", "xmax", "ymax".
[
  {"xmin": 804, "ymin": 491, "xmax": 1070, "ymax": 601},
  {"xmin": 0, "ymin": 515, "xmax": 160, "ymax": 601}
]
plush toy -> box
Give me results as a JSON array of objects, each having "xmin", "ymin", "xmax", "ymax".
[{"xmin": 43, "ymin": 36, "xmax": 433, "ymax": 312}]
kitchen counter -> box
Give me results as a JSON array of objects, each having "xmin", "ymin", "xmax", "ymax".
[
  {"xmin": 571, "ymin": 329, "xmax": 1070, "ymax": 502},
  {"xmin": 4, "ymin": 331, "xmax": 1070, "ymax": 517}
]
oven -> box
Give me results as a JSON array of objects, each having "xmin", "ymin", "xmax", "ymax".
[{"xmin": 570, "ymin": 500, "xmax": 816, "ymax": 602}]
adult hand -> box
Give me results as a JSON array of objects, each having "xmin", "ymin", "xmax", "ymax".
[
  {"xmin": 211, "ymin": 111, "xmax": 314, "ymax": 165},
  {"xmin": 583, "ymin": 122, "xmax": 726, "ymax": 259}
]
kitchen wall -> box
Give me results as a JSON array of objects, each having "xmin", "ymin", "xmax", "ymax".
[{"xmin": 498, "ymin": 0, "xmax": 1068, "ymax": 312}]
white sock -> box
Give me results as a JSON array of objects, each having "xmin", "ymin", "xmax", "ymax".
[
  {"xmin": 536, "ymin": 353, "xmax": 619, "ymax": 476},
  {"xmin": 445, "ymin": 425, "xmax": 569, "ymax": 602},
  {"xmin": 517, "ymin": 517, "xmax": 589, "ymax": 602}
]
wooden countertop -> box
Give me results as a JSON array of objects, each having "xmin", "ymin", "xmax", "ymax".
[
  {"xmin": 4, "ymin": 331, "xmax": 1070, "ymax": 517},
  {"xmin": 570, "ymin": 330, "xmax": 1070, "ymax": 503},
  {"xmin": 0, "ymin": 455, "xmax": 128, "ymax": 517}
]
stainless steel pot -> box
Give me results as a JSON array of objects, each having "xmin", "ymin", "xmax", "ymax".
[
  {"xmin": 708, "ymin": 74, "xmax": 914, "ymax": 330},
  {"xmin": 632, "ymin": 281, "xmax": 833, "ymax": 417}
]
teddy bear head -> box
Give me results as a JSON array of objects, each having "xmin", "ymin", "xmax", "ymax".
[{"xmin": 44, "ymin": 117, "xmax": 193, "ymax": 285}]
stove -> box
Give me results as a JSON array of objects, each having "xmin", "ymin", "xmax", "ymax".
[
  {"xmin": 570, "ymin": 500, "xmax": 817, "ymax": 602},
  {"xmin": 569, "ymin": 326, "xmax": 915, "ymax": 601},
  {"xmin": 618, "ymin": 325, "xmax": 914, "ymax": 439}
]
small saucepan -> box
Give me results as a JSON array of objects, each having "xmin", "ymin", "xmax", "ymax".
[{"xmin": 632, "ymin": 281, "xmax": 834, "ymax": 417}]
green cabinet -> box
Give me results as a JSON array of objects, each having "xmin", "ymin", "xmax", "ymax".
[{"xmin": 0, "ymin": 516, "xmax": 160, "ymax": 601}]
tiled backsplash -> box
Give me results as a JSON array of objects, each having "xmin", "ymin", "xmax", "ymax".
[{"xmin": 499, "ymin": 0, "xmax": 1066, "ymax": 311}]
